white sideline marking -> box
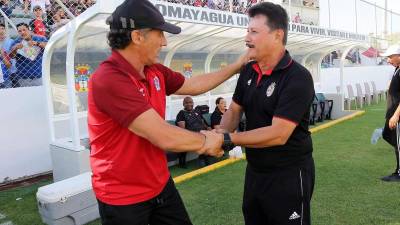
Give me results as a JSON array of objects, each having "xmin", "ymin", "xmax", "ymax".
[
  {"xmin": 0, "ymin": 221, "xmax": 13, "ymax": 225},
  {"xmin": 0, "ymin": 213, "xmax": 5, "ymax": 220}
]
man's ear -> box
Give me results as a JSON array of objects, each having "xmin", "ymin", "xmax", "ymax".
[
  {"xmin": 275, "ymin": 29, "xmax": 284, "ymax": 43},
  {"xmin": 131, "ymin": 30, "xmax": 143, "ymax": 45}
]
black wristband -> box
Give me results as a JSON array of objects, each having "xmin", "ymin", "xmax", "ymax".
[{"xmin": 222, "ymin": 133, "xmax": 235, "ymax": 151}]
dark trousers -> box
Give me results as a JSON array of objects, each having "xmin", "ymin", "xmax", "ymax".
[
  {"xmin": 178, "ymin": 152, "xmax": 187, "ymax": 167},
  {"xmin": 242, "ymin": 159, "xmax": 315, "ymax": 225},
  {"xmin": 395, "ymin": 148, "xmax": 400, "ymax": 174},
  {"xmin": 9, "ymin": 73, "xmax": 19, "ymax": 88},
  {"xmin": 97, "ymin": 177, "xmax": 192, "ymax": 225},
  {"xmin": 198, "ymin": 154, "xmax": 210, "ymax": 166},
  {"xmin": 382, "ymin": 121, "xmax": 400, "ymax": 173}
]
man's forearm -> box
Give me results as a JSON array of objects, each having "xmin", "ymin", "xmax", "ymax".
[
  {"xmin": 129, "ymin": 109, "xmax": 224, "ymax": 154},
  {"xmin": 39, "ymin": 42, "xmax": 47, "ymax": 48},
  {"xmin": 230, "ymin": 126, "xmax": 285, "ymax": 148},
  {"xmin": 9, "ymin": 47, "xmax": 17, "ymax": 58},
  {"xmin": 396, "ymin": 103, "xmax": 400, "ymax": 114},
  {"xmin": 228, "ymin": 118, "xmax": 296, "ymax": 148},
  {"xmin": 393, "ymin": 103, "xmax": 400, "ymax": 119},
  {"xmin": 161, "ymin": 124, "xmax": 206, "ymax": 152},
  {"xmin": 220, "ymin": 109, "xmax": 241, "ymax": 133}
]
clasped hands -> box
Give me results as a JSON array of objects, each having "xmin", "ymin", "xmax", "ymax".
[{"xmin": 197, "ymin": 129, "xmax": 227, "ymax": 158}]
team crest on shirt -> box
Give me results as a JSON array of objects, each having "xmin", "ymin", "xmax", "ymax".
[
  {"xmin": 139, "ymin": 88, "xmax": 145, "ymax": 96},
  {"xmin": 247, "ymin": 79, "xmax": 252, "ymax": 85},
  {"xmin": 266, "ymin": 82, "xmax": 276, "ymax": 97},
  {"xmin": 154, "ymin": 76, "xmax": 161, "ymax": 91}
]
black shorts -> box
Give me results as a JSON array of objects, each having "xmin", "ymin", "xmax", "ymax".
[
  {"xmin": 97, "ymin": 177, "xmax": 192, "ymax": 225},
  {"xmin": 242, "ymin": 158, "xmax": 315, "ymax": 225}
]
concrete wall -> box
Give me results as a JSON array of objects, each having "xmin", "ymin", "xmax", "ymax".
[
  {"xmin": 0, "ymin": 86, "xmax": 52, "ymax": 182},
  {"xmin": 319, "ymin": 65, "xmax": 394, "ymax": 95}
]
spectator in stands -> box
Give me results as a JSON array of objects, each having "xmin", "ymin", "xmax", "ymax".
[
  {"xmin": 50, "ymin": 6, "xmax": 69, "ymax": 34},
  {"xmin": 0, "ymin": 23, "xmax": 13, "ymax": 54},
  {"xmin": 9, "ymin": 22, "xmax": 47, "ymax": 87},
  {"xmin": 0, "ymin": 0, "xmax": 15, "ymax": 18},
  {"xmin": 211, "ymin": 97, "xmax": 226, "ymax": 129},
  {"xmin": 294, "ymin": 12, "xmax": 302, "ymax": 23},
  {"xmin": 24, "ymin": 0, "xmax": 50, "ymax": 15},
  {"xmin": 29, "ymin": 6, "xmax": 49, "ymax": 37},
  {"xmin": 176, "ymin": 96, "xmax": 211, "ymax": 167},
  {"xmin": 381, "ymin": 45, "xmax": 400, "ymax": 182},
  {"xmin": 80, "ymin": 0, "xmax": 95, "ymax": 9},
  {"xmin": 55, "ymin": 5, "xmax": 68, "ymax": 19},
  {"xmin": 0, "ymin": 24, "xmax": 11, "ymax": 88},
  {"xmin": 331, "ymin": 50, "xmax": 338, "ymax": 60},
  {"xmin": 67, "ymin": 2, "xmax": 82, "ymax": 16},
  {"xmin": 0, "ymin": 48, "xmax": 11, "ymax": 88},
  {"xmin": 221, "ymin": 0, "xmax": 230, "ymax": 11},
  {"xmin": 239, "ymin": 1, "xmax": 245, "ymax": 14},
  {"xmin": 193, "ymin": 0, "xmax": 202, "ymax": 7},
  {"xmin": 231, "ymin": 0, "xmax": 239, "ymax": 12},
  {"xmin": 206, "ymin": 0, "xmax": 215, "ymax": 9},
  {"xmin": 74, "ymin": 5, "xmax": 84, "ymax": 16},
  {"xmin": 246, "ymin": 0, "xmax": 256, "ymax": 13}
]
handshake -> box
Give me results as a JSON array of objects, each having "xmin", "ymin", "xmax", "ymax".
[{"xmin": 196, "ymin": 129, "xmax": 235, "ymax": 158}]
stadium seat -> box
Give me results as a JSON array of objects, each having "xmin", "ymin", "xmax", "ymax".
[
  {"xmin": 355, "ymin": 83, "xmax": 365, "ymax": 107},
  {"xmin": 309, "ymin": 101, "xmax": 318, "ymax": 125},
  {"xmin": 314, "ymin": 95, "xmax": 325, "ymax": 122},
  {"xmin": 315, "ymin": 93, "xmax": 333, "ymax": 120},
  {"xmin": 363, "ymin": 82, "xmax": 373, "ymax": 105},
  {"xmin": 201, "ymin": 113, "xmax": 212, "ymax": 127},
  {"xmin": 347, "ymin": 84, "xmax": 358, "ymax": 110},
  {"xmin": 371, "ymin": 81, "xmax": 385, "ymax": 103}
]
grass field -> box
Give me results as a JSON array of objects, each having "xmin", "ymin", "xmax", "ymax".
[{"xmin": 1, "ymin": 102, "xmax": 400, "ymax": 225}]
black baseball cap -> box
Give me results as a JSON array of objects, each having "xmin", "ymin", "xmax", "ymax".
[{"xmin": 106, "ymin": 0, "xmax": 181, "ymax": 34}]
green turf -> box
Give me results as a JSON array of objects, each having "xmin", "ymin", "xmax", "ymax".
[
  {"xmin": 1, "ymin": 102, "xmax": 400, "ymax": 225},
  {"xmin": 0, "ymin": 157, "xmax": 225, "ymax": 225},
  {"xmin": 176, "ymin": 102, "xmax": 400, "ymax": 225}
]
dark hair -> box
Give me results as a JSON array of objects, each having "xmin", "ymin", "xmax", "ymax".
[
  {"xmin": 107, "ymin": 28, "xmax": 152, "ymax": 50},
  {"xmin": 107, "ymin": 29, "xmax": 133, "ymax": 50},
  {"xmin": 248, "ymin": 2, "xmax": 288, "ymax": 45},
  {"xmin": 215, "ymin": 97, "xmax": 224, "ymax": 105},
  {"xmin": 0, "ymin": 23, "xmax": 5, "ymax": 28},
  {"xmin": 16, "ymin": 22, "xmax": 29, "ymax": 29}
]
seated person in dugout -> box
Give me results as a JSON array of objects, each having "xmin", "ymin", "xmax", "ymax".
[
  {"xmin": 211, "ymin": 97, "xmax": 227, "ymax": 129},
  {"xmin": 176, "ymin": 96, "xmax": 211, "ymax": 168}
]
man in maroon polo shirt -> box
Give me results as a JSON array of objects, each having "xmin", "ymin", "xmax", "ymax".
[{"xmin": 88, "ymin": 0, "xmax": 248, "ymax": 224}]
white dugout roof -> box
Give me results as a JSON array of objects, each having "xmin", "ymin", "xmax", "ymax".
[{"xmin": 43, "ymin": 0, "xmax": 369, "ymax": 149}]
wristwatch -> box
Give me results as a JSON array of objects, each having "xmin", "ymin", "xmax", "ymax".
[{"xmin": 222, "ymin": 133, "xmax": 235, "ymax": 151}]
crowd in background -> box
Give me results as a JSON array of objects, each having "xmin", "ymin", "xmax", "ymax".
[
  {"xmin": 0, "ymin": 0, "xmax": 95, "ymax": 88},
  {"xmin": 162, "ymin": 0, "xmax": 261, "ymax": 14}
]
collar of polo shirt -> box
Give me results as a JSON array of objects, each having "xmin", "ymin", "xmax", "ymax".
[{"xmin": 253, "ymin": 50, "xmax": 293, "ymax": 85}]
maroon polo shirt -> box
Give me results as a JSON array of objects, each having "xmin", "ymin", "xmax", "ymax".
[{"xmin": 88, "ymin": 50, "xmax": 185, "ymax": 205}]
